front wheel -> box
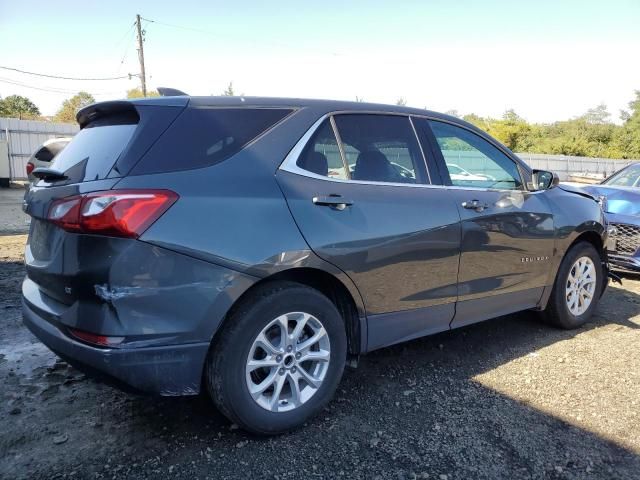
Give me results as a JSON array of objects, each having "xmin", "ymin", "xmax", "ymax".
[
  {"xmin": 205, "ymin": 281, "xmax": 347, "ymax": 434},
  {"xmin": 541, "ymin": 242, "xmax": 604, "ymax": 329}
]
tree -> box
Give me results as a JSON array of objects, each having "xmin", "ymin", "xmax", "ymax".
[
  {"xmin": 0, "ymin": 95, "xmax": 41, "ymax": 120},
  {"xmin": 583, "ymin": 104, "xmax": 611, "ymax": 124},
  {"xmin": 613, "ymin": 90, "xmax": 640, "ymax": 158},
  {"xmin": 452, "ymin": 91, "xmax": 640, "ymax": 159},
  {"xmin": 355, "ymin": 96, "xmax": 365, "ymax": 103},
  {"xmin": 396, "ymin": 97, "xmax": 407, "ymax": 106},
  {"xmin": 126, "ymin": 87, "xmax": 160, "ymax": 98},
  {"xmin": 222, "ymin": 82, "xmax": 235, "ymax": 96},
  {"xmin": 53, "ymin": 92, "xmax": 95, "ymax": 123}
]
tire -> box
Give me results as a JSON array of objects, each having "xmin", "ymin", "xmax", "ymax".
[
  {"xmin": 541, "ymin": 241, "xmax": 604, "ymax": 329},
  {"xmin": 205, "ymin": 281, "xmax": 347, "ymax": 435}
]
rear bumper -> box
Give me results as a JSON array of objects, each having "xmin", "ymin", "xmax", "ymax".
[{"xmin": 22, "ymin": 296, "xmax": 210, "ymax": 395}]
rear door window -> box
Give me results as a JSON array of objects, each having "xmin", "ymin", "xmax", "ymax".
[
  {"xmin": 295, "ymin": 114, "xmax": 428, "ymax": 184},
  {"xmin": 296, "ymin": 119, "xmax": 348, "ymax": 179},
  {"xmin": 333, "ymin": 114, "xmax": 427, "ymax": 184}
]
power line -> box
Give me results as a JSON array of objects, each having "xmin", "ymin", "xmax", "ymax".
[
  {"xmin": 141, "ymin": 16, "xmax": 342, "ymax": 57},
  {"xmin": 116, "ymin": 24, "xmax": 137, "ymax": 74},
  {"xmin": 113, "ymin": 21, "xmax": 137, "ymax": 52},
  {"xmin": 141, "ymin": 17, "xmax": 221, "ymax": 37},
  {"xmin": 0, "ymin": 77, "xmax": 124, "ymax": 95},
  {"xmin": 0, "ymin": 65, "xmax": 130, "ymax": 81}
]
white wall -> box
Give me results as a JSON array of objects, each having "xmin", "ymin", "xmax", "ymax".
[{"xmin": 0, "ymin": 117, "xmax": 78, "ymax": 181}]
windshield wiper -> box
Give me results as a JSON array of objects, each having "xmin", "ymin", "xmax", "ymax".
[{"xmin": 32, "ymin": 168, "xmax": 68, "ymax": 181}]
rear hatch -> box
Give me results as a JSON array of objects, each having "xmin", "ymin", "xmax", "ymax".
[{"xmin": 24, "ymin": 98, "xmax": 187, "ymax": 307}]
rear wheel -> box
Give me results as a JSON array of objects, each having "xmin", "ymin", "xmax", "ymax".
[
  {"xmin": 542, "ymin": 242, "xmax": 604, "ymax": 329},
  {"xmin": 205, "ymin": 281, "xmax": 347, "ymax": 434}
]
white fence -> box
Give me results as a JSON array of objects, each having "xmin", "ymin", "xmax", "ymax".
[
  {"xmin": 515, "ymin": 152, "xmax": 636, "ymax": 181},
  {"xmin": 0, "ymin": 117, "xmax": 78, "ymax": 181}
]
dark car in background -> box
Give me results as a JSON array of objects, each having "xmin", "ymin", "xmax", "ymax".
[
  {"xmin": 582, "ymin": 162, "xmax": 640, "ymax": 272},
  {"xmin": 22, "ymin": 96, "xmax": 609, "ymax": 434}
]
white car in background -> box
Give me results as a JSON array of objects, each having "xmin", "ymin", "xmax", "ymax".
[
  {"xmin": 446, "ymin": 163, "xmax": 494, "ymax": 182},
  {"xmin": 26, "ymin": 137, "xmax": 72, "ymax": 183}
]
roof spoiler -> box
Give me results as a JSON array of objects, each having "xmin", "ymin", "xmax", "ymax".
[
  {"xmin": 76, "ymin": 100, "xmax": 136, "ymax": 128},
  {"xmin": 76, "ymin": 96, "xmax": 190, "ymax": 128},
  {"xmin": 157, "ymin": 87, "xmax": 189, "ymax": 96}
]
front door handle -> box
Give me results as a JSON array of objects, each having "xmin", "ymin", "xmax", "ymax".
[
  {"xmin": 462, "ymin": 199, "xmax": 489, "ymax": 212},
  {"xmin": 312, "ymin": 195, "xmax": 353, "ymax": 211}
]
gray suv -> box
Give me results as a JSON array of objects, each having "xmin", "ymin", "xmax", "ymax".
[{"xmin": 22, "ymin": 96, "xmax": 608, "ymax": 434}]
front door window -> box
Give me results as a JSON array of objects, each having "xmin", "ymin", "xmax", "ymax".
[{"xmin": 429, "ymin": 121, "xmax": 523, "ymax": 190}]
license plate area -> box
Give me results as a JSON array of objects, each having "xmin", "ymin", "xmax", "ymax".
[{"xmin": 30, "ymin": 219, "xmax": 54, "ymax": 260}]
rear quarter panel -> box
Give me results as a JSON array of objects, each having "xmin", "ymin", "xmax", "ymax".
[{"xmin": 113, "ymin": 106, "xmax": 367, "ymax": 333}]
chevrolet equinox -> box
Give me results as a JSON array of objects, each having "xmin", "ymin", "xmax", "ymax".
[{"xmin": 22, "ymin": 96, "xmax": 608, "ymax": 434}]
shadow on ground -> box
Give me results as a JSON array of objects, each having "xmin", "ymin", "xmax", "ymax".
[{"xmin": 1, "ymin": 245, "xmax": 639, "ymax": 479}]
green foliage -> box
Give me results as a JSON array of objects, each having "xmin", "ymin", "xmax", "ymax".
[
  {"xmin": 126, "ymin": 88, "xmax": 160, "ymax": 98},
  {"xmin": 613, "ymin": 90, "xmax": 640, "ymax": 159},
  {"xmin": 53, "ymin": 92, "xmax": 96, "ymax": 124},
  {"xmin": 462, "ymin": 92, "xmax": 640, "ymax": 159},
  {"xmin": 0, "ymin": 95, "xmax": 41, "ymax": 119},
  {"xmin": 222, "ymin": 82, "xmax": 235, "ymax": 96}
]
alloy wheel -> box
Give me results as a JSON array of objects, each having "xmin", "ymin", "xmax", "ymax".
[
  {"xmin": 245, "ymin": 312, "xmax": 331, "ymax": 412},
  {"xmin": 565, "ymin": 256, "xmax": 597, "ymax": 316}
]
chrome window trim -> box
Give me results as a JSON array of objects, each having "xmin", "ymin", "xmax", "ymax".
[{"xmin": 279, "ymin": 110, "xmax": 529, "ymax": 193}]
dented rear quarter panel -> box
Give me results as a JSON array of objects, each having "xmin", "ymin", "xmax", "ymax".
[{"xmin": 112, "ymin": 105, "xmax": 366, "ymax": 338}]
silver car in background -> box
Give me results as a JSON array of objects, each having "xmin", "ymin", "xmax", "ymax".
[{"xmin": 26, "ymin": 137, "xmax": 71, "ymax": 183}]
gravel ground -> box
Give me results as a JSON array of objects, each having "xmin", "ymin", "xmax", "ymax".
[{"xmin": 1, "ymin": 230, "xmax": 639, "ymax": 480}]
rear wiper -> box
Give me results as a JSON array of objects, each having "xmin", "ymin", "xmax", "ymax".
[{"xmin": 32, "ymin": 168, "xmax": 68, "ymax": 181}]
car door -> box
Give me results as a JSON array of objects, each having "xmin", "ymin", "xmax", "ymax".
[
  {"xmin": 276, "ymin": 113, "xmax": 462, "ymax": 351},
  {"xmin": 416, "ymin": 118, "xmax": 555, "ymax": 328}
]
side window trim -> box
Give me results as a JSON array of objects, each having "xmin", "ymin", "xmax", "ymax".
[
  {"xmin": 411, "ymin": 116, "xmax": 447, "ymax": 186},
  {"xmin": 283, "ymin": 111, "xmax": 529, "ymax": 190},
  {"xmin": 426, "ymin": 119, "xmax": 526, "ymax": 192},
  {"xmin": 415, "ymin": 118, "xmax": 454, "ymax": 187},
  {"xmin": 408, "ymin": 116, "xmax": 432, "ymax": 184},
  {"xmin": 329, "ymin": 115, "xmax": 351, "ymax": 180}
]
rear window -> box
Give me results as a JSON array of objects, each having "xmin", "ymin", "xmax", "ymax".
[
  {"xmin": 48, "ymin": 124, "xmax": 136, "ymax": 182},
  {"xmin": 131, "ymin": 107, "xmax": 293, "ymax": 175}
]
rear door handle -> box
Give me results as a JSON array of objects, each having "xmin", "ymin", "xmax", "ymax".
[
  {"xmin": 312, "ymin": 195, "xmax": 353, "ymax": 211},
  {"xmin": 462, "ymin": 199, "xmax": 489, "ymax": 212}
]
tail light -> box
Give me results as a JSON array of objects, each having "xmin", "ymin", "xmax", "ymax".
[
  {"xmin": 69, "ymin": 328, "xmax": 124, "ymax": 347},
  {"xmin": 26, "ymin": 162, "xmax": 35, "ymax": 176},
  {"xmin": 48, "ymin": 189, "xmax": 178, "ymax": 238}
]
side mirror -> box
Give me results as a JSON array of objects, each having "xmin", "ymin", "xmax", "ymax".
[{"xmin": 531, "ymin": 170, "xmax": 559, "ymax": 191}]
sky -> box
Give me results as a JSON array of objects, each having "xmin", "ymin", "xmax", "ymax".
[{"xmin": 0, "ymin": 0, "xmax": 639, "ymax": 123}]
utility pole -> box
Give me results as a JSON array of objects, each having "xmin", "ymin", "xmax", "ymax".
[{"xmin": 135, "ymin": 14, "xmax": 147, "ymax": 97}]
